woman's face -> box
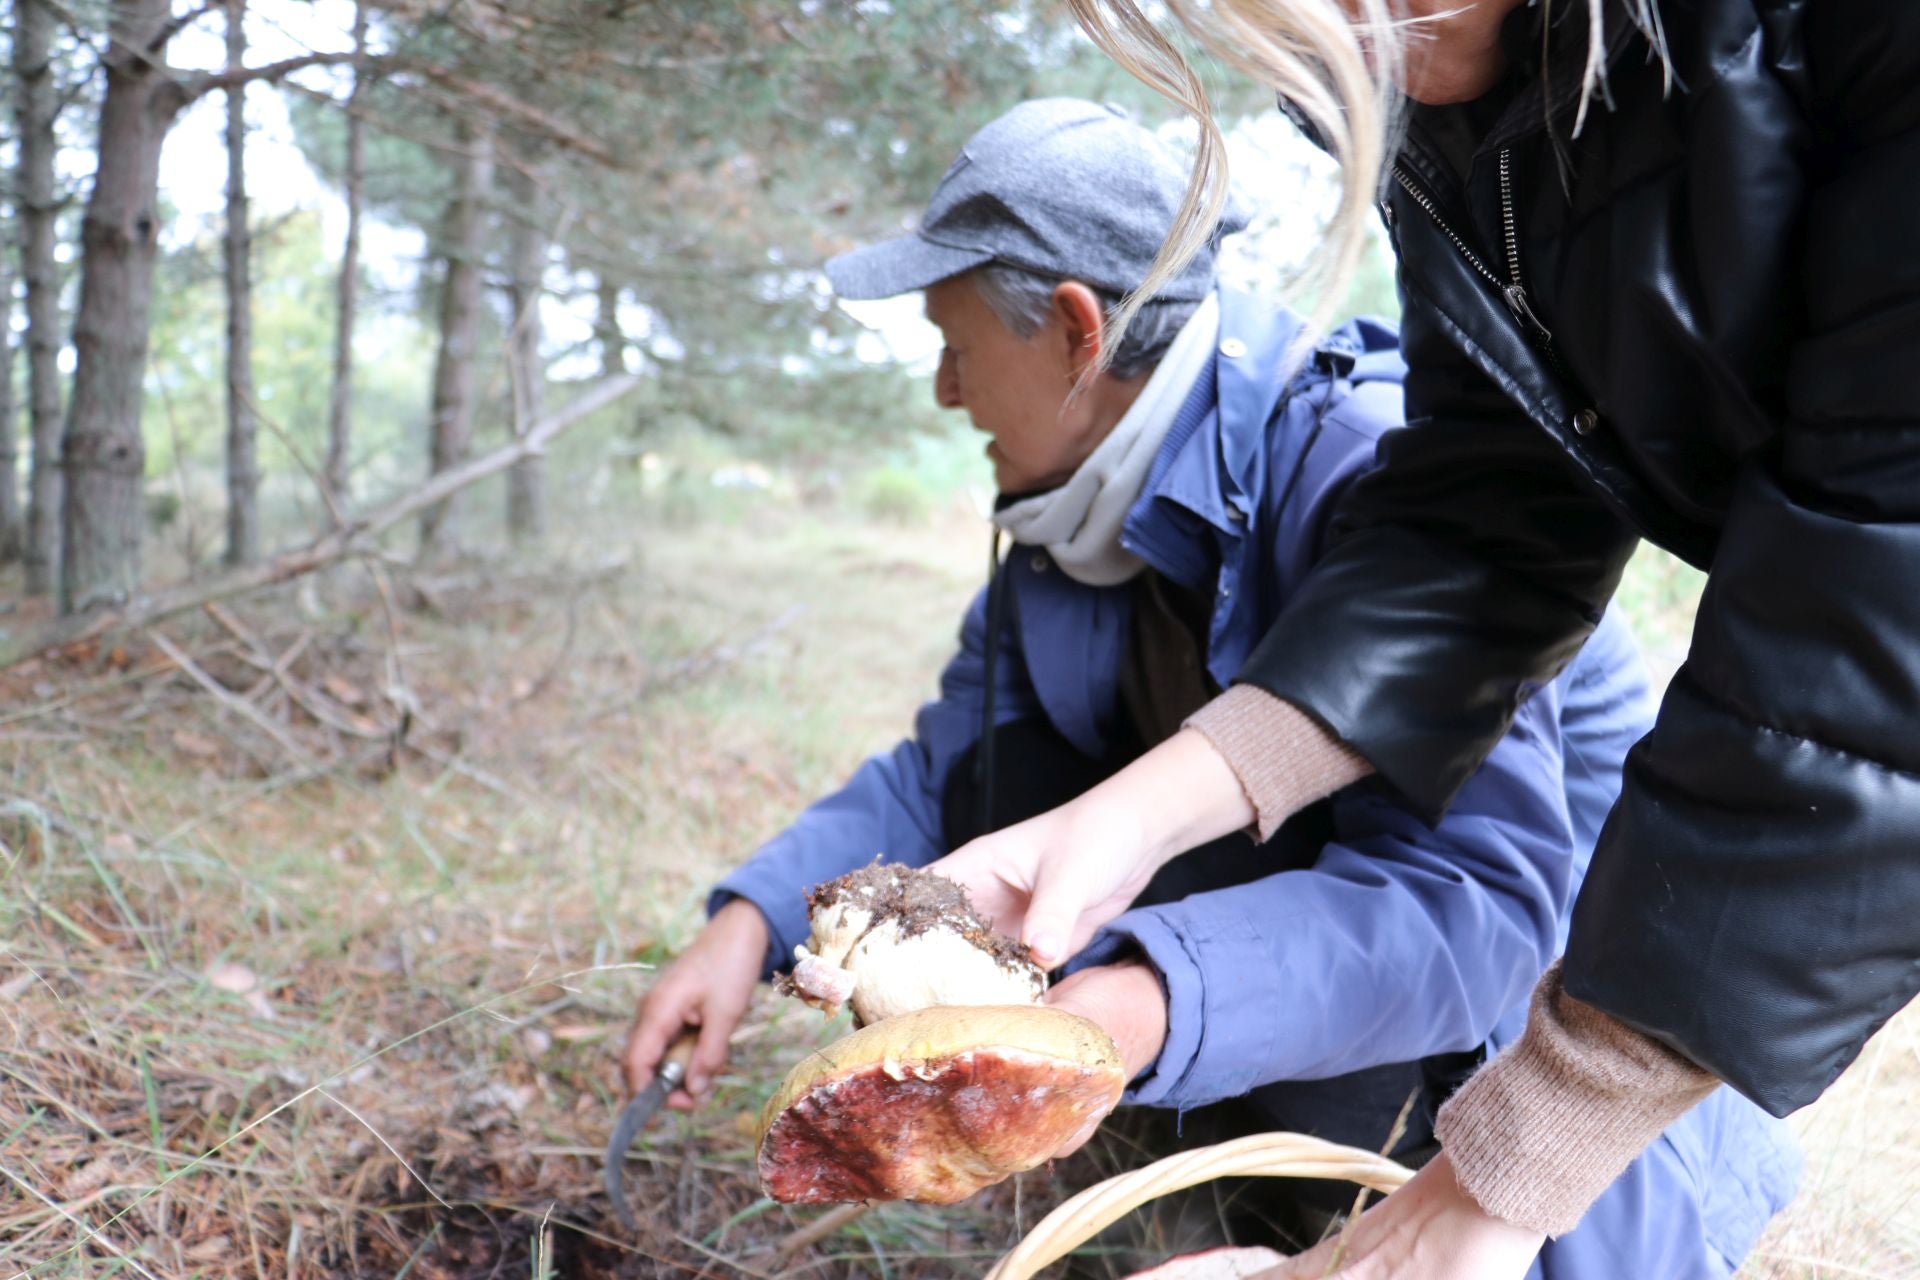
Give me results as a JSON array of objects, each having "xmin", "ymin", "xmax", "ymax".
[
  {"xmin": 924, "ymin": 276, "xmax": 1108, "ymax": 494},
  {"xmin": 1354, "ymin": 0, "xmax": 1527, "ymax": 105}
]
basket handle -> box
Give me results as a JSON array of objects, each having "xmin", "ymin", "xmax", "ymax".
[{"xmin": 985, "ymin": 1131, "xmax": 1414, "ymax": 1280}]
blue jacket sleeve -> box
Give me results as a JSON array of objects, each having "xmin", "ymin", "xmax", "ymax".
[
  {"xmin": 709, "ymin": 584, "xmax": 1041, "ymax": 978},
  {"xmin": 1074, "ymin": 672, "xmax": 1575, "ymax": 1109}
]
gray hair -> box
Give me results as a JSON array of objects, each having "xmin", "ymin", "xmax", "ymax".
[{"xmin": 971, "ymin": 262, "xmax": 1200, "ymax": 381}]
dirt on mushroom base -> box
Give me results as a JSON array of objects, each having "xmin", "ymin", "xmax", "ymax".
[{"xmin": 782, "ymin": 861, "xmax": 1048, "ymax": 1025}]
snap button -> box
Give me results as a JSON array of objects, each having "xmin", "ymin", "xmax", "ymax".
[
  {"xmin": 1219, "ymin": 338, "xmax": 1248, "ymax": 358},
  {"xmin": 1227, "ymin": 506, "xmax": 1247, "ymax": 523},
  {"xmin": 1030, "ymin": 552, "xmax": 1049, "ymax": 573},
  {"xmin": 1573, "ymin": 408, "xmax": 1600, "ymax": 436}
]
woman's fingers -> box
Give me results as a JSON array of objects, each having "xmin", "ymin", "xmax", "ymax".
[
  {"xmin": 624, "ymin": 980, "xmax": 697, "ymax": 1094},
  {"xmin": 1018, "ymin": 848, "xmax": 1094, "ymax": 965},
  {"xmin": 936, "ymin": 807, "xmax": 1152, "ymax": 965},
  {"xmin": 933, "ymin": 827, "xmax": 1043, "ymax": 933},
  {"xmin": 684, "ymin": 986, "xmax": 749, "ymax": 1102},
  {"xmin": 1235, "ymin": 1155, "xmax": 1546, "ymax": 1280},
  {"xmin": 623, "ymin": 902, "xmax": 768, "ymax": 1103},
  {"xmin": 1244, "ymin": 1237, "xmax": 1339, "ymax": 1278},
  {"xmin": 1114, "ymin": 1246, "xmax": 1287, "ymax": 1279}
]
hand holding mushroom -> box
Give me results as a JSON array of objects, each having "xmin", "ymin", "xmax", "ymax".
[
  {"xmin": 1043, "ymin": 960, "xmax": 1169, "ymax": 1094},
  {"xmin": 757, "ymin": 863, "xmax": 1128, "ymax": 1204},
  {"xmin": 779, "ymin": 861, "xmax": 1047, "ymax": 1024},
  {"xmin": 933, "ymin": 728, "xmax": 1254, "ymax": 967}
]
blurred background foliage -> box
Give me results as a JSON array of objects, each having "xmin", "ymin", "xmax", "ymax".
[{"xmin": 0, "ymin": 0, "xmax": 1385, "ymax": 592}]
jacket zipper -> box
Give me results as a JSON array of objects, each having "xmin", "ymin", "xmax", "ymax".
[
  {"xmin": 1495, "ymin": 149, "xmax": 1554, "ymax": 348},
  {"xmin": 1391, "ymin": 153, "xmax": 1557, "ymax": 354}
]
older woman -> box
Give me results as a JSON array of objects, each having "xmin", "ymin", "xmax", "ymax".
[{"xmin": 938, "ymin": 2, "xmax": 1920, "ymax": 1276}]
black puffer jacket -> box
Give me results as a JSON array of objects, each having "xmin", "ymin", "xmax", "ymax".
[{"xmin": 1241, "ymin": 0, "xmax": 1920, "ymax": 1117}]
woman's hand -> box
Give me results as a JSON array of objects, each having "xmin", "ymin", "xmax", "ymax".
[
  {"xmin": 936, "ymin": 793, "xmax": 1157, "ymax": 966},
  {"xmin": 1024, "ymin": 959, "xmax": 1171, "ymax": 1160},
  {"xmin": 1249, "ymin": 1153, "xmax": 1544, "ymax": 1280},
  {"xmin": 1045, "ymin": 960, "xmax": 1170, "ymax": 1083},
  {"xmin": 936, "ymin": 728, "xmax": 1253, "ymax": 965},
  {"xmin": 622, "ymin": 898, "xmax": 768, "ymax": 1108}
]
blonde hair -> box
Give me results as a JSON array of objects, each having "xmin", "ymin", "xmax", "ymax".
[{"xmin": 1070, "ymin": 0, "xmax": 1674, "ymax": 367}]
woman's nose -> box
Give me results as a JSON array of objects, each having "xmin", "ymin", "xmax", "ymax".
[{"xmin": 934, "ymin": 350, "xmax": 962, "ymax": 409}]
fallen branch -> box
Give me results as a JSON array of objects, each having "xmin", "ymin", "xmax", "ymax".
[
  {"xmin": 147, "ymin": 630, "xmax": 317, "ymax": 768},
  {"xmin": 206, "ymin": 604, "xmax": 390, "ymax": 742},
  {"xmin": 0, "ymin": 375, "xmax": 644, "ymax": 671}
]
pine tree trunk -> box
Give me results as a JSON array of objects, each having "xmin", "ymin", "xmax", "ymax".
[
  {"xmin": 595, "ymin": 275, "xmax": 625, "ymax": 379},
  {"xmin": 0, "ymin": 238, "xmax": 19, "ymax": 562},
  {"xmin": 505, "ymin": 166, "xmax": 548, "ymax": 545},
  {"xmin": 417, "ymin": 116, "xmax": 494, "ymax": 559},
  {"xmin": 322, "ymin": 0, "xmax": 367, "ymax": 515},
  {"xmin": 222, "ymin": 0, "xmax": 259, "ymax": 567},
  {"xmin": 61, "ymin": 0, "xmax": 190, "ymax": 614},
  {"xmin": 15, "ymin": 0, "xmax": 66, "ymax": 595}
]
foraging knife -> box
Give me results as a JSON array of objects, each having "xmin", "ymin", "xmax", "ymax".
[{"xmin": 605, "ymin": 1028, "xmax": 697, "ymax": 1232}]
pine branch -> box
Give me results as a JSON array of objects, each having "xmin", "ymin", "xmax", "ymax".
[
  {"xmin": 403, "ymin": 64, "xmax": 621, "ymax": 167},
  {"xmin": 185, "ymin": 49, "xmax": 368, "ymax": 101},
  {"xmin": 148, "ymin": 1, "xmax": 219, "ymax": 55}
]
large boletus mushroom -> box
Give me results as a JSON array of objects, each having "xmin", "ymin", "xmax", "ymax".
[{"xmin": 757, "ymin": 1003, "xmax": 1126, "ymax": 1204}]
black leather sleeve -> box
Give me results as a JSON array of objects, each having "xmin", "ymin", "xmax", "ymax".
[
  {"xmin": 1565, "ymin": 6, "xmax": 1920, "ymax": 1116},
  {"xmin": 1234, "ymin": 284, "xmax": 1639, "ymax": 820}
]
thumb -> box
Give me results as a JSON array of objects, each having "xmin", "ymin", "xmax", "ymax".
[{"xmin": 1021, "ymin": 864, "xmax": 1085, "ymax": 969}]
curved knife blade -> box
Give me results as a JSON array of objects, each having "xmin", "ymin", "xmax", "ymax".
[{"xmin": 605, "ymin": 1044, "xmax": 691, "ymax": 1232}]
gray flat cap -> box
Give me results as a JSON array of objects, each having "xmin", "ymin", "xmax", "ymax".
[{"xmin": 827, "ymin": 98, "xmax": 1247, "ymax": 303}]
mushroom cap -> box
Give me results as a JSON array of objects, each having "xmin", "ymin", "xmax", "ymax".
[{"xmin": 757, "ymin": 1005, "xmax": 1126, "ymax": 1205}]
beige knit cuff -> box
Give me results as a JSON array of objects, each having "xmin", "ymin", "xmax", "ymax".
[
  {"xmin": 1183, "ymin": 684, "xmax": 1373, "ymax": 841},
  {"xmin": 1435, "ymin": 962, "xmax": 1721, "ymax": 1236}
]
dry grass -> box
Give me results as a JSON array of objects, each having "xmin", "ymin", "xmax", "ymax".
[
  {"xmin": 1742, "ymin": 1007, "xmax": 1920, "ymax": 1279},
  {"xmin": 0, "ymin": 490, "xmax": 1013, "ymax": 1277},
  {"xmin": 1, "ymin": 489, "xmax": 1914, "ymax": 1278}
]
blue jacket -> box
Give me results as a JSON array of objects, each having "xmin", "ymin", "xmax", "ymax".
[{"xmin": 711, "ymin": 286, "xmax": 1795, "ymax": 1275}]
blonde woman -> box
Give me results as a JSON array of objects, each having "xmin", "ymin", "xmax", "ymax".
[{"xmin": 938, "ymin": 1, "xmax": 1920, "ymax": 1276}]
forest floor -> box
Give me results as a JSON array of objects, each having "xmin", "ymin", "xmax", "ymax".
[{"xmin": 0, "ymin": 482, "xmax": 1914, "ymax": 1279}]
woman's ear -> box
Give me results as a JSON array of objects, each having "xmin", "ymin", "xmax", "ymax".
[{"xmin": 1050, "ymin": 281, "xmax": 1109, "ymax": 380}]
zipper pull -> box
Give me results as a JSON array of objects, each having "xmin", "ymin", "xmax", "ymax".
[{"xmin": 1503, "ymin": 284, "xmax": 1554, "ymax": 345}]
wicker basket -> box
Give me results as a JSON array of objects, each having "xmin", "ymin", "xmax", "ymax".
[{"xmin": 985, "ymin": 1132, "xmax": 1414, "ymax": 1280}]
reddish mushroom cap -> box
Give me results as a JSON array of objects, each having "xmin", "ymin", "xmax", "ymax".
[{"xmin": 757, "ymin": 1005, "xmax": 1125, "ymax": 1205}]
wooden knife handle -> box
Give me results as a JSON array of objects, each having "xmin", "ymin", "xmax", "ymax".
[{"xmin": 658, "ymin": 1026, "xmax": 698, "ymax": 1088}]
